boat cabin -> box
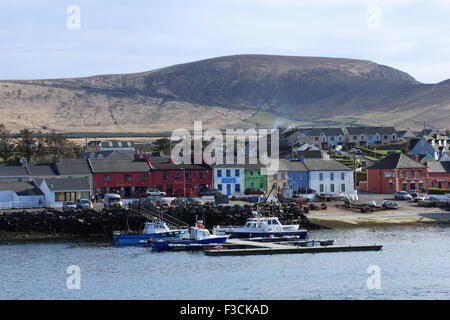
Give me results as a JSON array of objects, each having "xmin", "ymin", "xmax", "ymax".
[{"xmin": 143, "ymin": 222, "xmax": 171, "ymax": 234}]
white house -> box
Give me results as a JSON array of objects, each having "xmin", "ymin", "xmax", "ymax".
[
  {"xmin": 0, "ymin": 181, "xmax": 45, "ymax": 209},
  {"xmin": 38, "ymin": 177, "xmax": 91, "ymax": 208},
  {"xmin": 213, "ymin": 165, "xmax": 245, "ymax": 196},
  {"xmin": 303, "ymin": 159, "xmax": 355, "ymax": 196}
]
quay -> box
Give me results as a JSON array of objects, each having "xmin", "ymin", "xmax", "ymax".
[{"xmin": 203, "ymin": 238, "xmax": 382, "ymax": 256}]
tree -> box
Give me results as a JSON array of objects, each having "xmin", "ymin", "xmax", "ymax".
[
  {"xmin": 16, "ymin": 128, "xmax": 35, "ymax": 162},
  {"xmin": 45, "ymin": 130, "xmax": 83, "ymax": 160},
  {"xmin": 0, "ymin": 124, "xmax": 15, "ymax": 163},
  {"xmin": 153, "ymin": 138, "xmax": 171, "ymax": 154}
]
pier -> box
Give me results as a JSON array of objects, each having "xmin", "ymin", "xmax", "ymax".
[{"xmin": 203, "ymin": 238, "xmax": 382, "ymax": 256}]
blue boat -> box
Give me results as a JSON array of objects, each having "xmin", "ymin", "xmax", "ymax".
[
  {"xmin": 213, "ymin": 216, "xmax": 308, "ymax": 239},
  {"xmin": 113, "ymin": 222, "xmax": 186, "ymax": 245},
  {"xmin": 150, "ymin": 223, "xmax": 229, "ymax": 251}
]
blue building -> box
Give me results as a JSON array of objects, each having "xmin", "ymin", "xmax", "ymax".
[{"xmin": 282, "ymin": 160, "xmax": 309, "ymax": 192}]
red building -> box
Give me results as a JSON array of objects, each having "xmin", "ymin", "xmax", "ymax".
[
  {"xmin": 367, "ymin": 153, "xmax": 429, "ymax": 193},
  {"xmin": 427, "ymin": 161, "xmax": 450, "ymax": 189},
  {"xmin": 88, "ymin": 158, "xmax": 152, "ymax": 198},
  {"xmin": 150, "ymin": 161, "xmax": 213, "ymax": 196}
]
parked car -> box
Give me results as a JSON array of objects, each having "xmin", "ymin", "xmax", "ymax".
[
  {"xmin": 350, "ymin": 148, "xmax": 362, "ymax": 154},
  {"xmin": 394, "ymin": 191, "xmax": 413, "ymax": 200},
  {"xmin": 104, "ymin": 193, "xmax": 123, "ymax": 209},
  {"xmin": 199, "ymin": 189, "xmax": 222, "ymax": 197},
  {"xmin": 62, "ymin": 201, "xmax": 77, "ymax": 212},
  {"xmin": 76, "ymin": 199, "xmax": 94, "ymax": 211},
  {"xmin": 244, "ymin": 188, "xmax": 265, "ymax": 195},
  {"xmin": 409, "ymin": 191, "xmax": 419, "ymax": 198},
  {"xmin": 146, "ymin": 189, "xmax": 166, "ymax": 197}
]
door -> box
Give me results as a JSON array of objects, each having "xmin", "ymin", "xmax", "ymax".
[{"xmin": 226, "ymin": 184, "xmax": 231, "ymax": 196}]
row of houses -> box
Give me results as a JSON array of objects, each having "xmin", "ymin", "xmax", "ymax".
[
  {"xmin": 280, "ymin": 126, "xmax": 400, "ymax": 149},
  {"xmin": 0, "ymin": 153, "xmax": 356, "ymax": 208}
]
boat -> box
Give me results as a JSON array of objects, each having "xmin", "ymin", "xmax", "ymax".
[
  {"xmin": 380, "ymin": 200, "xmax": 400, "ymax": 209},
  {"xmin": 150, "ymin": 222, "xmax": 229, "ymax": 251},
  {"xmin": 113, "ymin": 221, "xmax": 186, "ymax": 245},
  {"xmin": 213, "ymin": 216, "xmax": 308, "ymax": 239}
]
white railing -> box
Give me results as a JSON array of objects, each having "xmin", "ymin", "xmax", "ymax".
[{"xmin": 0, "ymin": 201, "xmax": 44, "ymax": 210}]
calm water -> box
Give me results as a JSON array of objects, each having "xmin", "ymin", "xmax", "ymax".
[{"xmin": 1, "ymin": 226, "xmax": 449, "ymax": 300}]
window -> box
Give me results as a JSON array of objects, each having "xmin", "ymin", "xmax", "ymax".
[
  {"xmin": 250, "ymin": 170, "xmax": 254, "ymax": 176},
  {"xmin": 319, "ymin": 173, "xmax": 323, "ymax": 181},
  {"xmin": 410, "ymin": 170, "xmax": 415, "ymax": 178},
  {"xmin": 353, "ymin": 136, "xmax": 357, "ymax": 140},
  {"xmin": 235, "ymin": 169, "xmax": 240, "ymax": 177},
  {"xmin": 218, "ymin": 184, "xmax": 222, "ymax": 191},
  {"xmin": 384, "ymin": 135, "xmax": 388, "ymax": 140},
  {"xmin": 384, "ymin": 172, "xmax": 392, "ymax": 178},
  {"xmin": 272, "ymin": 173, "xmax": 278, "ymax": 179},
  {"xmin": 330, "ymin": 136, "xmax": 335, "ymax": 141},
  {"xmin": 217, "ymin": 169, "xmax": 222, "ymax": 177},
  {"xmin": 156, "ymin": 185, "xmax": 163, "ymax": 191},
  {"xmin": 235, "ymin": 184, "xmax": 240, "ymax": 192},
  {"xmin": 388, "ymin": 182, "xmax": 393, "ymax": 190},
  {"xmin": 402, "ymin": 183, "xmax": 407, "ymax": 191},
  {"xmin": 103, "ymin": 175, "xmax": 111, "ymax": 182},
  {"xmin": 320, "ymin": 184, "xmax": 324, "ymax": 192},
  {"xmin": 260, "ymin": 183, "xmax": 263, "ymax": 189},
  {"xmin": 281, "ymin": 172, "xmax": 287, "ymax": 179},
  {"xmin": 140, "ymin": 174, "xmax": 148, "ymax": 182},
  {"xmin": 402, "ymin": 170, "xmax": 406, "ymax": 177},
  {"xmin": 163, "ymin": 172, "xmax": 169, "ymax": 180},
  {"xmin": 342, "ymin": 184, "xmax": 346, "ymax": 192},
  {"xmin": 226, "ymin": 170, "xmax": 231, "ymax": 177},
  {"xmin": 200, "ymin": 171, "xmax": 206, "ymax": 179},
  {"xmin": 185, "ymin": 171, "xmax": 190, "ymax": 179},
  {"xmin": 250, "ymin": 182, "xmax": 255, "ymax": 188},
  {"xmin": 166, "ymin": 184, "xmax": 173, "ymax": 194},
  {"xmin": 330, "ymin": 173, "xmax": 334, "ymax": 181},
  {"xmin": 418, "ymin": 169, "xmax": 422, "ymax": 178},
  {"xmin": 330, "ymin": 184, "xmax": 335, "ymax": 192},
  {"xmin": 124, "ymin": 174, "xmax": 132, "ymax": 182},
  {"xmin": 257, "ymin": 169, "xmax": 261, "ymax": 176},
  {"xmin": 341, "ymin": 172, "xmax": 345, "ymax": 180},
  {"xmin": 419, "ymin": 183, "xmax": 423, "ymax": 191}
]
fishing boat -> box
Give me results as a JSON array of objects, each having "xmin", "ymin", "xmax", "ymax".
[
  {"xmin": 150, "ymin": 222, "xmax": 229, "ymax": 251},
  {"xmin": 213, "ymin": 216, "xmax": 308, "ymax": 239},
  {"xmin": 113, "ymin": 221, "xmax": 186, "ymax": 245}
]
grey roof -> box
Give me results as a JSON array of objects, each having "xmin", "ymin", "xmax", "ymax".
[
  {"xmin": 88, "ymin": 159, "xmax": 151, "ymax": 173},
  {"xmin": 100, "ymin": 140, "xmax": 135, "ymax": 148},
  {"xmin": 427, "ymin": 161, "xmax": 447, "ymax": 173},
  {"xmin": 43, "ymin": 177, "xmax": 90, "ymax": 191},
  {"xmin": 294, "ymin": 150, "xmax": 323, "ymax": 159},
  {"xmin": 347, "ymin": 126, "xmax": 396, "ymax": 135},
  {"xmin": 303, "ymin": 159, "xmax": 352, "ymax": 171},
  {"xmin": 278, "ymin": 159, "xmax": 308, "ymax": 171},
  {"xmin": 25, "ymin": 163, "xmax": 58, "ymax": 176},
  {"xmin": 368, "ymin": 153, "xmax": 426, "ymax": 169},
  {"xmin": 153, "ymin": 162, "xmax": 211, "ymax": 170},
  {"xmin": 79, "ymin": 150, "xmax": 135, "ymax": 160},
  {"xmin": 0, "ymin": 164, "xmax": 29, "ymax": 177},
  {"xmin": 56, "ymin": 159, "xmax": 91, "ymax": 175},
  {"xmin": 0, "ymin": 181, "xmax": 43, "ymax": 196},
  {"xmin": 301, "ymin": 127, "xmax": 345, "ymax": 136}
]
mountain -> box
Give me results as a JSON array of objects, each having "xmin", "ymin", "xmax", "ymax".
[{"xmin": 1, "ymin": 54, "xmax": 449, "ymax": 133}]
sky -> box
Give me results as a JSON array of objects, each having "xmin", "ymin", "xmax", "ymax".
[{"xmin": 1, "ymin": 0, "xmax": 450, "ymax": 83}]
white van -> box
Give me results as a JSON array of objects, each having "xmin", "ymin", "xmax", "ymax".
[{"xmin": 103, "ymin": 194, "xmax": 123, "ymax": 209}]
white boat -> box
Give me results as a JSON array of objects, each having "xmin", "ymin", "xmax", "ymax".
[{"xmin": 213, "ymin": 216, "xmax": 307, "ymax": 239}]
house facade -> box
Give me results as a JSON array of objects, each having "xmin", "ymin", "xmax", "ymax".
[
  {"xmin": 213, "ymin": 165, "xmax": 245, "ymax": 196},
  {"xmin": 0, "ymin": 181, "xmax": 45, "ymax": 209},
  {"xmin": 427, "ymin": 161, "xmax": 450, "ymax": 189},
  {"xmin": 244, "ymin": 165, "xmax": 268, "ymax": 192},
  {"xmin": 151, "ymin": 162, "xmax": 213, "ymax": 196},
  {"xmin": 303, "ymin": 159, "xmax": 354, "ymax": 195},
  {"xmin": 347, "ymin": 127, "xmax": 397, "ymax": 146},
  {"xmin": 39, "ymin": 177, "xmax": 91, "ymax": 208},
  {"xmin": 367, "ymin": 153, "xmax": 428, "ymax": 193}
]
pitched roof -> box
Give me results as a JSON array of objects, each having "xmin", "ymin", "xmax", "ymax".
[
  {"xmin": 427, "ymin": 161, "xmax": 447, "ymax": 173},
  {"xmin": 368, "ymin": 153, "xmax": 426, "ymax": 169},
  {"xmin": 303, "ymin": 159, "xmax": 352, "ymax": 171},
  {"xmin": 152, "ymin": 162, "xmax": 211, "ymax": 170},
  {"xmin": 56, "ymin": 159, "xmax": 91, "ymax": 175},
  {"xmin": 301, "ymin": 127, "xmax": 345, "ymax": 136},
  {"xmin": 347, "ymin": 126, "xmax": 396, "ymax": 135},
  {"xmin": 0, "ymin": 181, "xmax": 43, "ymax": 196},
  {"xmin": 278, "ymin": 159, "xmax": 308, "ymax": 171},
  {"xmin": 88, "ymin": 159, "xmax": 151, "ymax": 173},
  {"xmin": 0, "ymin": 164, "xmax": 29, "ymax": 177},
  {"xmin": 43, "ymin": 177, "xmax": 90, "ymax": 191},
  {"xmin": 25, "ymin": 163, "xmax": 58, "ymax": 176},
  {"xmin": 79, "ymin": 150, "xmax": 135, "ymax": 160},
  {"xmin": 294, "ymin": 150, "xmax": 323, "ymax": 159}
]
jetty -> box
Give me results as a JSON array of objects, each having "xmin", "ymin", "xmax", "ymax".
[{"xmin": 203, "ymin": 238, "xmax": 382, "ymax": 256}]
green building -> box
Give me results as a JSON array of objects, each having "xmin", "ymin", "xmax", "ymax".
[{"xmin": 244, "ymin": 165, "xmax": 268, "ymax": 192}]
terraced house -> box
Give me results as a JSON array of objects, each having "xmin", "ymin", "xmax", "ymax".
[
  {"xmin": 347, "ymin": 126, "xmax": 397, "ymax": 146},
  {"xmin": 244, "ymin": 164, "xmax": 267, "ymax": 193},
  {"xmin": 367, "ymin": 153, "xmax": 428, "ymax": 193},
  {"xmin": 303, "ymin": 159, "xmax": 354, "ymax": 195}
]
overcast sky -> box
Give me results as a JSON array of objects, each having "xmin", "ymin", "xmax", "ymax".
[{"xmin": 1, "ymin": 0, "xmax": 450, "ymax": 83}]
